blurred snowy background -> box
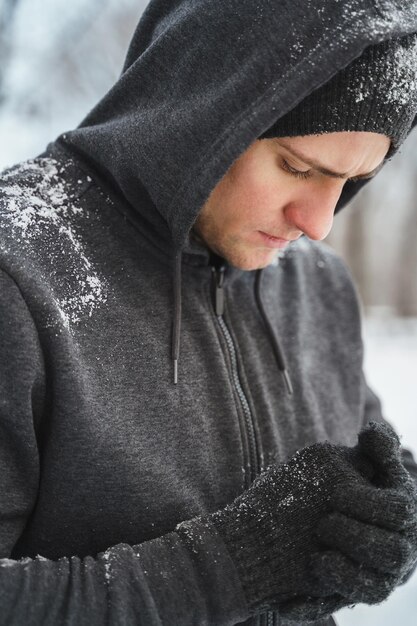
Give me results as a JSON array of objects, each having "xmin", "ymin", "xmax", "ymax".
[{"xmin": 0, "ymin": 0, "xmax": 416, "ymax": 624}]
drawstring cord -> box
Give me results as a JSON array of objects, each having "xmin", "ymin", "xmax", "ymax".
[
  {"xmin": 171, "ymin": 251, "xmax": 293, "ymax": 395},
  {"xmin": 254, "ymin": 269, "xmax": 293, "ymax": 395},
  {"xmin": 172, "ymin": 250, "xmax": 182, "ymax": 384}
]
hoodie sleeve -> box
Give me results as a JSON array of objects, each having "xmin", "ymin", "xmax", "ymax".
[
  {"xmin": 0, "ymin": 523, "xmax": 249, "ymax": 626},
  {"xmin": 0, "ymin": 269, "xmax": 44, "ymax": 559},
  {"xmin": 0, "ymin": 268, "xmax": 249, "ymax": 626}
]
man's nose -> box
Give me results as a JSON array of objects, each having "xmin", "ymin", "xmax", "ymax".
[{"xmin": 284, "ymin": 183, "xmax": 343, "ymax": 241}]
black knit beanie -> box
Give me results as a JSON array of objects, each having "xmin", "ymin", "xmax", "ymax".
[{"xmin": 260, "ymin": 33, "xmax": 417, "ymax": 155}]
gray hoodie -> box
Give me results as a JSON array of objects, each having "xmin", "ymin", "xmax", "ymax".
[{"xmin": 1, "ymin": 1, "xmax": 417, "ymax": 625}]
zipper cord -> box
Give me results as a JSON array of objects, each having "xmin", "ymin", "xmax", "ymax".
[
  {"xmin": 172, "ymin": 250, "xmax": 182, "ymax": 384},
  {"xmin": 254, "ymin": 269, "xmax": 293, "ymax": 395}
]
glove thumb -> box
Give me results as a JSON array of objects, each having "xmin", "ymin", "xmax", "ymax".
[{"xmin": 357, "ymin": 421, "xmax": 407, "ymax": 488}]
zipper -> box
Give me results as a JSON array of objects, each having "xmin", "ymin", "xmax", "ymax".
[
  {"xmin": 211, "ymin": 263, "xmax": 276, "ymax": 626},
  {"xmin": 211, "ymin": 263, "xmax": 260, "ymax": 483},
  {"xmin": 258, "ymin": 612, "xmax": 275, "ymax": 626}
]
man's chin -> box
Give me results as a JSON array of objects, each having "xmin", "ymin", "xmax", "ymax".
[
  {"xmin": 201, "ymin": 236, "xmax": 279, "ymax": 270},
  {"xmin": 226, "ymin": 250, "xmax": 279, "ymax": 271}
]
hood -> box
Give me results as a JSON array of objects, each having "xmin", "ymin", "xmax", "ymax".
[{"xmin": 56, "ymin": 0, "xmax": 417, "ymax": 253}]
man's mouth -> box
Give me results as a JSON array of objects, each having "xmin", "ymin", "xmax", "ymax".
[{"xmin": 258, "ymin": 231, "xmax": 291, "ymax": 249}]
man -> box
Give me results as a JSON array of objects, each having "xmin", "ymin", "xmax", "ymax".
[{"xmin": 1, "ymin": 1, "xmax": 417, "ymax": 625}]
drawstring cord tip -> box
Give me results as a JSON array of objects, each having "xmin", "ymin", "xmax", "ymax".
[
  {"xmin": 282, "ymin": 369, "xmax": 293, "ymax": 395},
  {"xmin": 171, "ymin": 250, "xmax": 182, "ymax": 385}
]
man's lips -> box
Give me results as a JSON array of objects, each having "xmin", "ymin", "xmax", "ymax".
[{"xmin": 258, "ymin": 231, "xmax": 292, "ymax": 249}]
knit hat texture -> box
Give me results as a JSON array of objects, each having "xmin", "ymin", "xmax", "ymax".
[{"xmin": 260, "ymin": 33, "xmax": 417, "ymax": 153}]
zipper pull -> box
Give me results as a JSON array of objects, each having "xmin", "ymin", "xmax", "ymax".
[{"xmin": 211, "ymin": 265, "xmax": 226, "ymax": 316}]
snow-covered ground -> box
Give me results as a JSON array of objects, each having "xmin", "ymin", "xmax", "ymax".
[{"xmin": 336, "ymin": 316, "xmax": 417, "ymax": 626}]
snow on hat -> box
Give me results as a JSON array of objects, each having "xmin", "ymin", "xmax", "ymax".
[{"xmin": 260, "ymin": 33, "xmax": 417, "ymax": 154}]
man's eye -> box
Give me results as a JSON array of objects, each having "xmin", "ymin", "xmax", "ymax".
[{"xmin": 281, "ymin": 159, "xmax": 312, "ymax": 180}]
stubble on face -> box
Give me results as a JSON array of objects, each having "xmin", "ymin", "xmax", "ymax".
[
  {"xmin": 193, "ymin": 150, "xmax": 281, "ymax": 270},
  {"xmin": 193, "ymin": 209, "xmax": 279, "ymax": 270}
]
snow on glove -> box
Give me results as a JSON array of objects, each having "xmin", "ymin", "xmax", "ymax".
[
  {"xmin": 313, "ymin": 421, "xmax": 417, "ymax": 601},
  {"xmin": 176, "ymin": 427, "xmax": 378, "ymax": 622}
]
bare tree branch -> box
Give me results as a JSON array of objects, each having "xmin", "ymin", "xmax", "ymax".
[{"xmin": 0, "ymin": 0, "xmax": 20, "ymax": 103}]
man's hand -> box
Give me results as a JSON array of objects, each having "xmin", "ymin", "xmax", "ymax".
[
  {"xmin": 280, "ymin": 421, "xmax": 417, "ymax": 623},
  {"xmin": 178, "ymin": 421, "xmax": 403, "ymax": 622}
]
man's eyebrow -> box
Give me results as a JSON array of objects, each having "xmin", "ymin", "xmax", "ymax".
[{"xmin": 275, "ymin": 141, "xmax": 383, "ymax": 180}]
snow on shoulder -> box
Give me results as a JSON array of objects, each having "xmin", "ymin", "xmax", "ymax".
[{"xmin": 0, "ymin": 157, "xmax": 108, "ymax": 331}]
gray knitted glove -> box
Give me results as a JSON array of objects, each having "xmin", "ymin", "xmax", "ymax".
[
  {"xmin": 177, "ymin": 422, "xmax": 413, "ymax": 624},
  {"xmin": 279, "ymin": 421, "xmax": 417, "ymax": 623},
  {"xmin": 312, "ymin": 422, "xmax": 417, "ymax": 594}
]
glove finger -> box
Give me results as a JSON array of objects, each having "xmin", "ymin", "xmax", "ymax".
[
  {"xmin": 310, "ymin": 549, "xmax": 397, "ymax": 604},
  {"xmin": 331, "ymin": 483, "xmax": 417, "ymax": 531},
  {"xmin": 358, "ymin": 421, "xmax": 401, "ymax": 460},
  {"xmin": 278, "ymin": 593, "xmax": 347, "ymax": 623},
  {"xmin": 316, "ymin": 511, "xmax": 413, "ymax": 574},
  {"xmin": 357, "ymin": 422, "xmax": 409, "ymax": 489}
]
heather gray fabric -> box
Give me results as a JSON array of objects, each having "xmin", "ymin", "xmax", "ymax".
[
  {"xmin": 0, "ymin": 152, "xmax": 416, "ymax": 626},
  {"xmin": 1, "ymin": 1, "xmax": 417, "ymax": 625}
]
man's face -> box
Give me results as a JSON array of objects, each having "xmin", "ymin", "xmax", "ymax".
[{"xmin": 193, "ymin": 131, "xmax": 390, "ymax": 270}]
